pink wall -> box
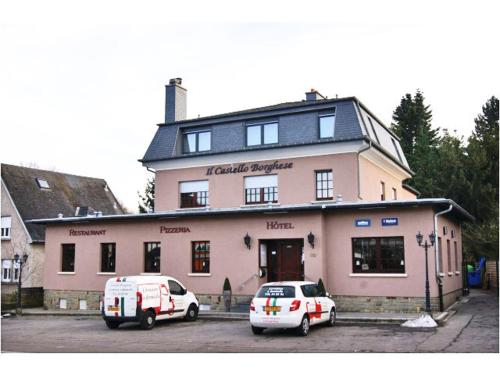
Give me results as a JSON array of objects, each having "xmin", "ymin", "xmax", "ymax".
[
  {"xmin": 155, "ymin": 153, "xmax": 359, "ymax": 211},
  {"xmin": 44, "ymin": 206, "xmax": 449, "ymax": 300},
  {"xmin": 44, "ymin": 212, "xmax": 325, "ymax": 296},
  {"xmin": 359, "ymin": 156, "xmax": 416, "ymax": 201},
  {"xmin": 325, "ymin": 207, "xmax": 439, "ymax": 298},
  {"xmin": 435, "ymin": 214, "xmax": 463, "ymax": 295}
]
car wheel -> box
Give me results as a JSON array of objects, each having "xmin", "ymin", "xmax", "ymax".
[
  {"xmin": 327, "ymin": 308, "xmax": 336, "ymax": 327},
  {"xmin": 105, "ymin": 320, "xmax": 120, "ymax": 329},
  {"xmin": 185, "ymin": 303, "xmax": 199, "ymax": 322},
  {"xmin": 140, "ymin": 310, "xmax": 156, "ymax": 330},
  {"xmin": 251, "ymin": 325, "xmax": 264, "ymax": 335},
  {"xmin": 296, "ymin": 315, "xmax": 310, "ymax": 336}
]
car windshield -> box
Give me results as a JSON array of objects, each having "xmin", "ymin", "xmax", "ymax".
[{"xmin": 256, "ymin": 286, "xmax": 295, "ymax": 298}]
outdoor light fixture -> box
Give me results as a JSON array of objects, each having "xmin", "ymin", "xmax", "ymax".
[
  {"xmin": 307, "ymin": 231, "xmax": 315, "ymax": 248},
  {"xmin": 416, "ymin": 231, "xmax": 435, "ymax": 316},
  {"xmin": 244, "ymin": 233, "xmax": 251, "ymax": 249}
]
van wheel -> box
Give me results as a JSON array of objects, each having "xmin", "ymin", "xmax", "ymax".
[
  {"xmin": 140, "ymin": 310, "xmax": 156, "ymax": 330},
  {"xmin": 105, "ymin": 320, "xmax": 120, "ymax": 329},
  {"xmin": 185, "ymin": 304, "xmax": 199, "ymax": 321},
  {"xmin": 251, "ymin": 325, "xmax": 264, "ymax": 335},
  {"xmin": 327, "ymin": 308, "xmax": 336, "ymax": 327},
  {"xmin": 296, "ymin": 315, "xmax": 310, "ymax": 336}
]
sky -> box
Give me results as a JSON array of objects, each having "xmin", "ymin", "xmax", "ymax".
[{"xmin": 0, "ymin": 0, "xmax": 498, "ymax": 213}]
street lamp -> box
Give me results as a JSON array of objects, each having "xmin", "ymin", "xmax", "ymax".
[
  {"xmin": 416, "ymin": 231, "xmax": 435, "ymax": 315},
  {"xmin": 13, "ymin": 253, "xmax": 28, "ymax": 315}
]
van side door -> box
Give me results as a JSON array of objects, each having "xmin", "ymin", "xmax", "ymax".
[{"xmin": 168, "ymin": 279, "xmax": 186, "ymax": 317}]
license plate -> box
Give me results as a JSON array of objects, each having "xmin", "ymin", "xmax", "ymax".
[
  {"xmin": 263, "ymin": 306, "xmax": 281, "ymax": 313},
  {"xmin": 107, "ymin": 306, "xmax": 120, "ymax": 312}
]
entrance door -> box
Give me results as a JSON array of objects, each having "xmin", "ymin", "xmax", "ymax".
[{"xmin": 266, "ymin": 239, "xmax": 304, "ymax": 282}]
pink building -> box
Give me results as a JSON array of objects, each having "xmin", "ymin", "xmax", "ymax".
[{"xmin": 31, "ymin": 79, "xmax": 473, "ymax": 312}]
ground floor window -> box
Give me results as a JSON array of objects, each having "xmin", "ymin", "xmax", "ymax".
[
  {"xmin": 100, "ymin": 243, "xmax": 116, "ymax": 273},
  {"xmin": 352, "ymin": 237, "xmax": 405, "ymax": 273},
  {"xmin": 144, "ymin": 242, "xmax": 161, "ymax": 273},
  {"xmin": 192, "ymin": 241, "xmax": 210, "ymax": 273},
  {"xmin": 2, "ymin": 259, "xmax": 12, "ymax": 282},
  {"xmin": 61, "ymin": 244, "xmax": 75, "ymax": 272}
]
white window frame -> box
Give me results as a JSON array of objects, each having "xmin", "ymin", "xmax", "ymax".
[
  {"xmin": 1, "ymin": 216, "xmax": 12, "ymax": 240},
  {"xmin": 12, "ymin": 260, "xmax": 20, "ymax": 282},
  {"xmin": 2, "ymin": 259, "xmax": 12, "ymax": 282}
]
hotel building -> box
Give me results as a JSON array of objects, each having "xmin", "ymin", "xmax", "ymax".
[{"xmin": 31, "ymin": 79, "xmax": 472, "ymax": 312}]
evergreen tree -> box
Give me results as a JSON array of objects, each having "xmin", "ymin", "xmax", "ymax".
[
  {"xmin": 138, "ymin": 177, "xmax": 155, "ymax": 213},
  {"xmin": 462, "ymin": 96, "xmax": 499, "ymax": 260},
  {"xmin": 391, "ymin": 90, "xmax": 440, "ymax": 196}
]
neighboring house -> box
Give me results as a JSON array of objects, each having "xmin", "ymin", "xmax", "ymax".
[
  {"xmin": 1, "ymin": 164, "xmax": 124, "ymax": 309},
  {"xmin": 32, "ymin": 78, "xmax": 473, "ymax": 313}
]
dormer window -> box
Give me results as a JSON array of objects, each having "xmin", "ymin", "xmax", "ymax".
[
  {"xmin": 246, "ymin": 122, "xmax": 278, "ymax": 146},
  {"xmin": 36, "ymin": 178, "xmax": 50, "ymax": 189},
  {"xmin": 183, "ymin": 130, "xmax": 211, "ymax": 153},
  {"xmin": 319, "ymin": 114, "xmax": 335, "ymax": 138}
]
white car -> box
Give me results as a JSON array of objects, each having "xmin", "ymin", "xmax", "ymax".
[
  {"xmin": 249, "ymin": 281, "xmax": 336, "ymax": 336},
  {"xmin": 102, "ymin": 275, "xmax": 199, "ymax": 330}
]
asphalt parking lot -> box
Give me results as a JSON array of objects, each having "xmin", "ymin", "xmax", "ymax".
[{"xmin": 1, "ymin": 290, "xmax": 497, "ymax": 353}]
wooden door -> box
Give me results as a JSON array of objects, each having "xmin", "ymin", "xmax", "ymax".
[{"xmin": 267, "ymin": 240, "xmax": 303, "ymax": 282}]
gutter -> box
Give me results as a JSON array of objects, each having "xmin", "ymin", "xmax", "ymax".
[
  {"xmin": 434, "ymin": 204, "xmax": 453, "ymax": 311},
  {"xmin": 356, "ymin": 140, "xmax": 372, "ymax": 199}
]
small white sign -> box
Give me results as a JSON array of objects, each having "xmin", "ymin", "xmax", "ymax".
[
  {"xmin": 59, "ymin": 299, "xmax": 67, "ymax": 309},
  {"xmin": 79, "ymin": 300, "xmax": 87, "ymax": 310}
]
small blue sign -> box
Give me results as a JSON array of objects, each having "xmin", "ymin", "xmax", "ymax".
[
  {"xmin": 355, "ymin": 219, "xmax": 371, "ymax": 227},
  {"xmin": 382, "ymin": 217, "xmax": 399, "ymax": 226}
]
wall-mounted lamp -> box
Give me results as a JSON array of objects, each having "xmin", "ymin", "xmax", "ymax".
[
  {"xmin": 244, "ymin": 233, "xmax": 251, "ymax": 249},
  {"xmin": 307, "ymin": 231, "xmax": 315, "ymax": 248}
]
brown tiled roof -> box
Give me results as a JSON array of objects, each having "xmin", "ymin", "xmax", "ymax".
[{"xmin": 1, "ymin": 164, "xmax": 124, "ymax": 242}]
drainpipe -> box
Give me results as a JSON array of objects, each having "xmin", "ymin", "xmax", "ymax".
[
  {"xmin": 357, "ymin": 139, "xmax": 372, "ymax": 199},
  {"xmin": 434, "ymin": 204, "xmax": 453, "ymax": 311}
]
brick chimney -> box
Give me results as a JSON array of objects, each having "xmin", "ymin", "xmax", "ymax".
[{"xmin": 165, "ymin": 77, "xmax": 187, "ymax": 123}]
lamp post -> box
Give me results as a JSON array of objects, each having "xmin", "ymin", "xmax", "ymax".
[
  {"xmin": 13, "ymin": 253, "xmax": 28, "ymax": 315},
  {"xmin": 416, "ymin": 231, "xmax": 435, "ymax": 315}
]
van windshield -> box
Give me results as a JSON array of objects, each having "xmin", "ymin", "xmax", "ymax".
[{"xmin": 256, "ymin": 286, "xmax": 295, "ymax": 298}]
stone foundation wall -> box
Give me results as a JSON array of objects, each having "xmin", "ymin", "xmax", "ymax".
[
  {"xmin": 1, "ymin": 285, "xmax": 44, "ymax": 311},
  {"xmin": 44, "ymin": 289, "xmax": 102, "ymax": 310},
  {"xmin": 332, "ymin": 295, "xmax": 441, "ymax": 313},
  {"xmin": 43, "ymin": 289, "xmax": 463, "ymax": 313}
]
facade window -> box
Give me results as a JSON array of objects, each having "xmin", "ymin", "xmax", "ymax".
[
  {"xmin": 367, "ymin": 117, "xmax": 380, "ymax": 143},
  {"xmin": 183, "ymin": 130, "xmax": 211, "ymax": 153},
  {"xmin": 144, "ymin": 242, "xmax": 161, "ymax": 273},
  {"xmin": 192, "ymin": 241, "xmax": 210, "ymax": 273},
  {"xmin": 315, "ymin": 170, "xmax": 333, "ymax": 200},
  {"xmin": 392, "ymin": 188, "xmax": 397, "ymax": 200},
  {"xmin": 246, "ymin": 122, "xmax": 278, "ymax": 146},
  {"xmin": 2, "ymin": 260, "xmax": 12, "ymax": 282},
  {"xmin": 61, "ymin": 244, "xmax": 75, "ymax": 272},
  {"xmin": 447, "ymin": 239, "xmax": 451, "ymax": 273},
  {"xmin": 454, "ymin": 241, "xmax": 458, "ymax": 272},
  {"xmin": 13, "ymin": 261, "xmax": 20, "ymax": 282},
  {"xmin": 180, "ymin": 180, "xmax": 209, "ymax": 208},
  {"xmin": 438, "ymin": 237, "xmax": 443, "ymax": 272},
  {"xmin": 319, "ymin": 115, "xmax": 335, "ymax": 139},
  {"xmin": 100, "ymin": 243, "xmax": 116, "ymax": 273},
  {"xmin": 244, "ymin": 175, "xmax": 278, "ymax": 204},
  {"xmin": 1, "ymin": 216, "xmax": 12, "ymax": 240},
  {"xmin": 380, "ymin": 181, "xmax": 386, "ymax": 201},
  {"xmin": 352, "ymin": 237, "xmax": 405, "ymax": 273}
]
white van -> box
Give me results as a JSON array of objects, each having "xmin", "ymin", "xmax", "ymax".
[{"xmin": 102, "ymin": 275, "xmax": 199, "ymax": 330}]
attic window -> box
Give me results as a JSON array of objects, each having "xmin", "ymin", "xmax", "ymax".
[
  {"xmin": 391, "ymin": 138, "xmax": 403, "ymax": 163},
  {"xmin": 36, "ymin": 178, "xmax": 50, "ymax": 189}
]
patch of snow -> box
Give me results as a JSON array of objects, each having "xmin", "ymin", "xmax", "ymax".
[{"xmin": 401, "ymin": 314, "xmax": 438, "ymax": 328}]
